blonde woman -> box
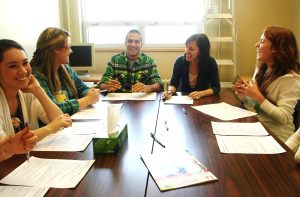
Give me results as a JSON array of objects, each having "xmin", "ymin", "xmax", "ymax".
[{"xmin": 31, "ymin": 27, "xmax": 100, "ymax": 115}]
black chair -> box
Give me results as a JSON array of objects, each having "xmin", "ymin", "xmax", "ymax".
[{"xmin": 293, "ymin": 100, "xmax": 300, "ymax": 130}]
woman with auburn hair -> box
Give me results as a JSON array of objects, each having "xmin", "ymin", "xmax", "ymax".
[
  {"xmin": 31, "ymin": 27, "xmax": 100, "ymax": 115},
  {"xmin": 234, "ymin": 26, "xmax": 300, "ymax": 143}
]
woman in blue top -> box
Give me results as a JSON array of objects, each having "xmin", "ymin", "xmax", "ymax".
[{"xmin": 163, "ymin": 34, "xmax": 220, "ymax": 100}]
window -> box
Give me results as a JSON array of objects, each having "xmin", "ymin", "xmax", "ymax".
[{"xmin": 81, "ymin": 0, "xmax": 207, "ymax": 47}]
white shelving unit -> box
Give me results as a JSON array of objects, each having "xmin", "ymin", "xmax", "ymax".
[{"xmin": 203, "ymin": 0, "xmax": 236, "ymax": 87}]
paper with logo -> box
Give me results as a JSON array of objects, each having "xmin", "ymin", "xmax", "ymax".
[{"xmin": 141, "ymin": 149, "xmax": 217, "ymax": 191}]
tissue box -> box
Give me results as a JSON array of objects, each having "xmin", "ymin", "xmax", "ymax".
[{"xmin": 92, "ymin": 123, "xmax": 128, "ymax": 154}]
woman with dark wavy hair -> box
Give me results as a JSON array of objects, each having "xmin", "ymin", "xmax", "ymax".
[
  {"xmin": 163, "ymin": 33, "xmax": 220, "ymax": 100},
  {"xmin": 0, "ymin": 39, "xmax": 72, "ymax": 161},
  {"xmin": 235, "ymin": 26, "xmax": 300, "ymax": 143}
]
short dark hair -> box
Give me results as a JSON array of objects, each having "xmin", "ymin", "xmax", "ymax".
[
  {"xmin": 125, "ymin": 29, "xmax": 142, "ymax": 42},
  {"xmin": 0, "ymin": 39, "xmax": 25, "ymax": 62}
]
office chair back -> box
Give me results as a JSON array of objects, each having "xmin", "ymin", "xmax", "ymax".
[{"xmin": 293, "ymin": 100, "xmax": 300, "ymax": 130}]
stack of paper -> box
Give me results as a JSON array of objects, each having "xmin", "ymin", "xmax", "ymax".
[
  {"xmin": 33, "ymin": 121, "xmax": 109, "ymax": 152},
  {"xmin": 211, "ymin": 122, "xmax": 285, "ymax": 154},
  {"xmin": 215, "ymin": 135, "xmax": 286, "ymax": 154},
  {"xmin": 0, "ymin": 157, "xmax": 94, "ymax": 188},
  {"xmin": 0, "ymin": 186, "xmax": 49, "ymax": 197},
  {"xmin": 32, "ymin": 134, "xmax": 92, "ymax": 152},
  {"xmin": 103, "ymin": 92, "xmax": 156, "ymax": 101},
  {"xmin": 163, "ymin": 96, "xmax": 193, "ymax": 105},
  {"xmin": 71, "ymin": 102, "xmax": 124, "ymax": 120},
  {"xmin": 192, "ymin": 102, "xmax": 257, "ymax": 120}
]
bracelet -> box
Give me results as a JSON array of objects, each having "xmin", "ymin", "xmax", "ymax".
[{"xmin": 254, "ymin": 102, "xmax": 262, "ymax": 114}]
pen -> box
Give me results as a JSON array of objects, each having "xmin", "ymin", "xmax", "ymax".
[
  {"xmin": 99, "ymin": 89, "xmax": 107, "ymax": 93},
  {"xmin": 181, "ymin": 107, "xmax": 187, "ymax": 115},
  {"xmin": 237, "ymin": 75, "xmax": 248, "ymax": 85},
  {"xmin": 150, "ymin": 133, "xmax": 165, "ymax": 148},
  {"xmin": 27, "ymin": 150, "xmax": 30, "ymax": 163},
  {"xmin": 25, "ymin": 122, "xmax": 30, "ymax": 163},
  {"xmin": 164, "ymin": 120, "xmax": 169, "ymax": 131},
  {"xmin": 162, "ymin": 91, "xmax": 172, "ymax": 102}
]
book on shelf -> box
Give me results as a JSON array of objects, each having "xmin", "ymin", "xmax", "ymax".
[{"xmin": 141, "ymin": 149, "xmax": 217, "ymax": 191}]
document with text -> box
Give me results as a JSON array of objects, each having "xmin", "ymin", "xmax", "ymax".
[
  {"xmin": 71, "ymin": 104, "xmax": 107, "ymax": 120},
  {"xmin": 192, "ymin": 102, "xmax": 257, "ymax": 120},
  {"xmin": 215, "ymin": 135, "xmax": 286, "ymax": 154},
  {"xmin": 102, "ymin": 92, "xmax": 156, "ymax": 101},
  {"xmin": 0, "ymin": 156, "xmax": 95, "ymax": 188},
  {"xmin": 56, "ymin": 121, "xmax": 106, "ymax": 135},
  {"xmin": 0, "ymin": 186, "xmax": 49, "ymax": 197},
  {"xmin": 71, "ymin": 102, "xmax": 123, "ymax": 120},
  {"xmin": 211, "ymin": 121, "xmax": 269, "ymax": 136},
  {"xmin": 164, "ymin": 96, "xmax": 193, "ymax": 104},
  {"xmin": 33, "ymin": 134, "xmax": 92, "ymax": 152}
]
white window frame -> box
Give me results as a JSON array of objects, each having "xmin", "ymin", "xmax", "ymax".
[{"xmin": 79, "ymin": 0, "xmax": 208, "ymax": 49}]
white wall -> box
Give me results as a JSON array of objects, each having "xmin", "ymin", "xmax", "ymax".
[{"xmin": 0, "ymin": 0, "xmax": 61, "ymax": 60}]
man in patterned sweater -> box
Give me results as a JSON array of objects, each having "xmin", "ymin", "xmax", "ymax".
[{"xmin": 100, "ymin": 29, "xmax": 163, "ymax": 93}]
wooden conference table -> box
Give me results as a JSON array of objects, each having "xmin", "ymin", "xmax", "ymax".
[{"xmin": 0, "ymin": 88, "xmax": 300, "ymax": 197}]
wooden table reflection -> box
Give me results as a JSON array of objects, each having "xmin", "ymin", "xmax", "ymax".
[
  {"xmin": 146, "ymin": 88, "xmax": 300, "ymax": 197},
  {"xmin": 0, "ymin": 89, "xmax": 300, "ymax": 197}
]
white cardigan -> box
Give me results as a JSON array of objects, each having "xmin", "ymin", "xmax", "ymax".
[
  {"xmin": 244, "ymin": 72, "xmax": 300, "ymax": 142},
  {"xmin": 286, "ymin": 128, "xmax": 300, "ymax": 162},
  {"xmin": 0, "ymin": 87, "xmax": 48, "ymax": 136}
]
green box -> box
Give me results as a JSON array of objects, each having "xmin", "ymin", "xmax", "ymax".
[{"xmin": 92, "ymin": 123, "xmax": 128, "ymax": 154}]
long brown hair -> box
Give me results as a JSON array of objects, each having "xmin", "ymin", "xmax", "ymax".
[
  {"xmin": 30, "ymin": 27, "xmax": 78, "ymax": 98},
  {"xmin": 255, "ymin": 26, "xmax": 300, "ymax": 95}
]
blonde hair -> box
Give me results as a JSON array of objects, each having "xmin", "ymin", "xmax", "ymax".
[{"xmin": 30, "ymin": 27, "xmax": 78, "ymax": 98}]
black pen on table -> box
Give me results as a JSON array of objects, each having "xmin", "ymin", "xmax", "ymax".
[
  {"xmin": 150, "ymin": 133, "xmax": 165, "ymax": 148},
  {"xmin": 164, "ymin": 120, "xmax": 169, "ymax": 131},
  {"xmin": 162, "ymin": 91, "xmax": 172, "ymax": 102},
  {"xmin": 25, "ymin": 122, "xmax": 30, "ymax": 163},
  {"xmin": 181, "ymin": 107, "xmax": 187, "ymax": 115}
]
